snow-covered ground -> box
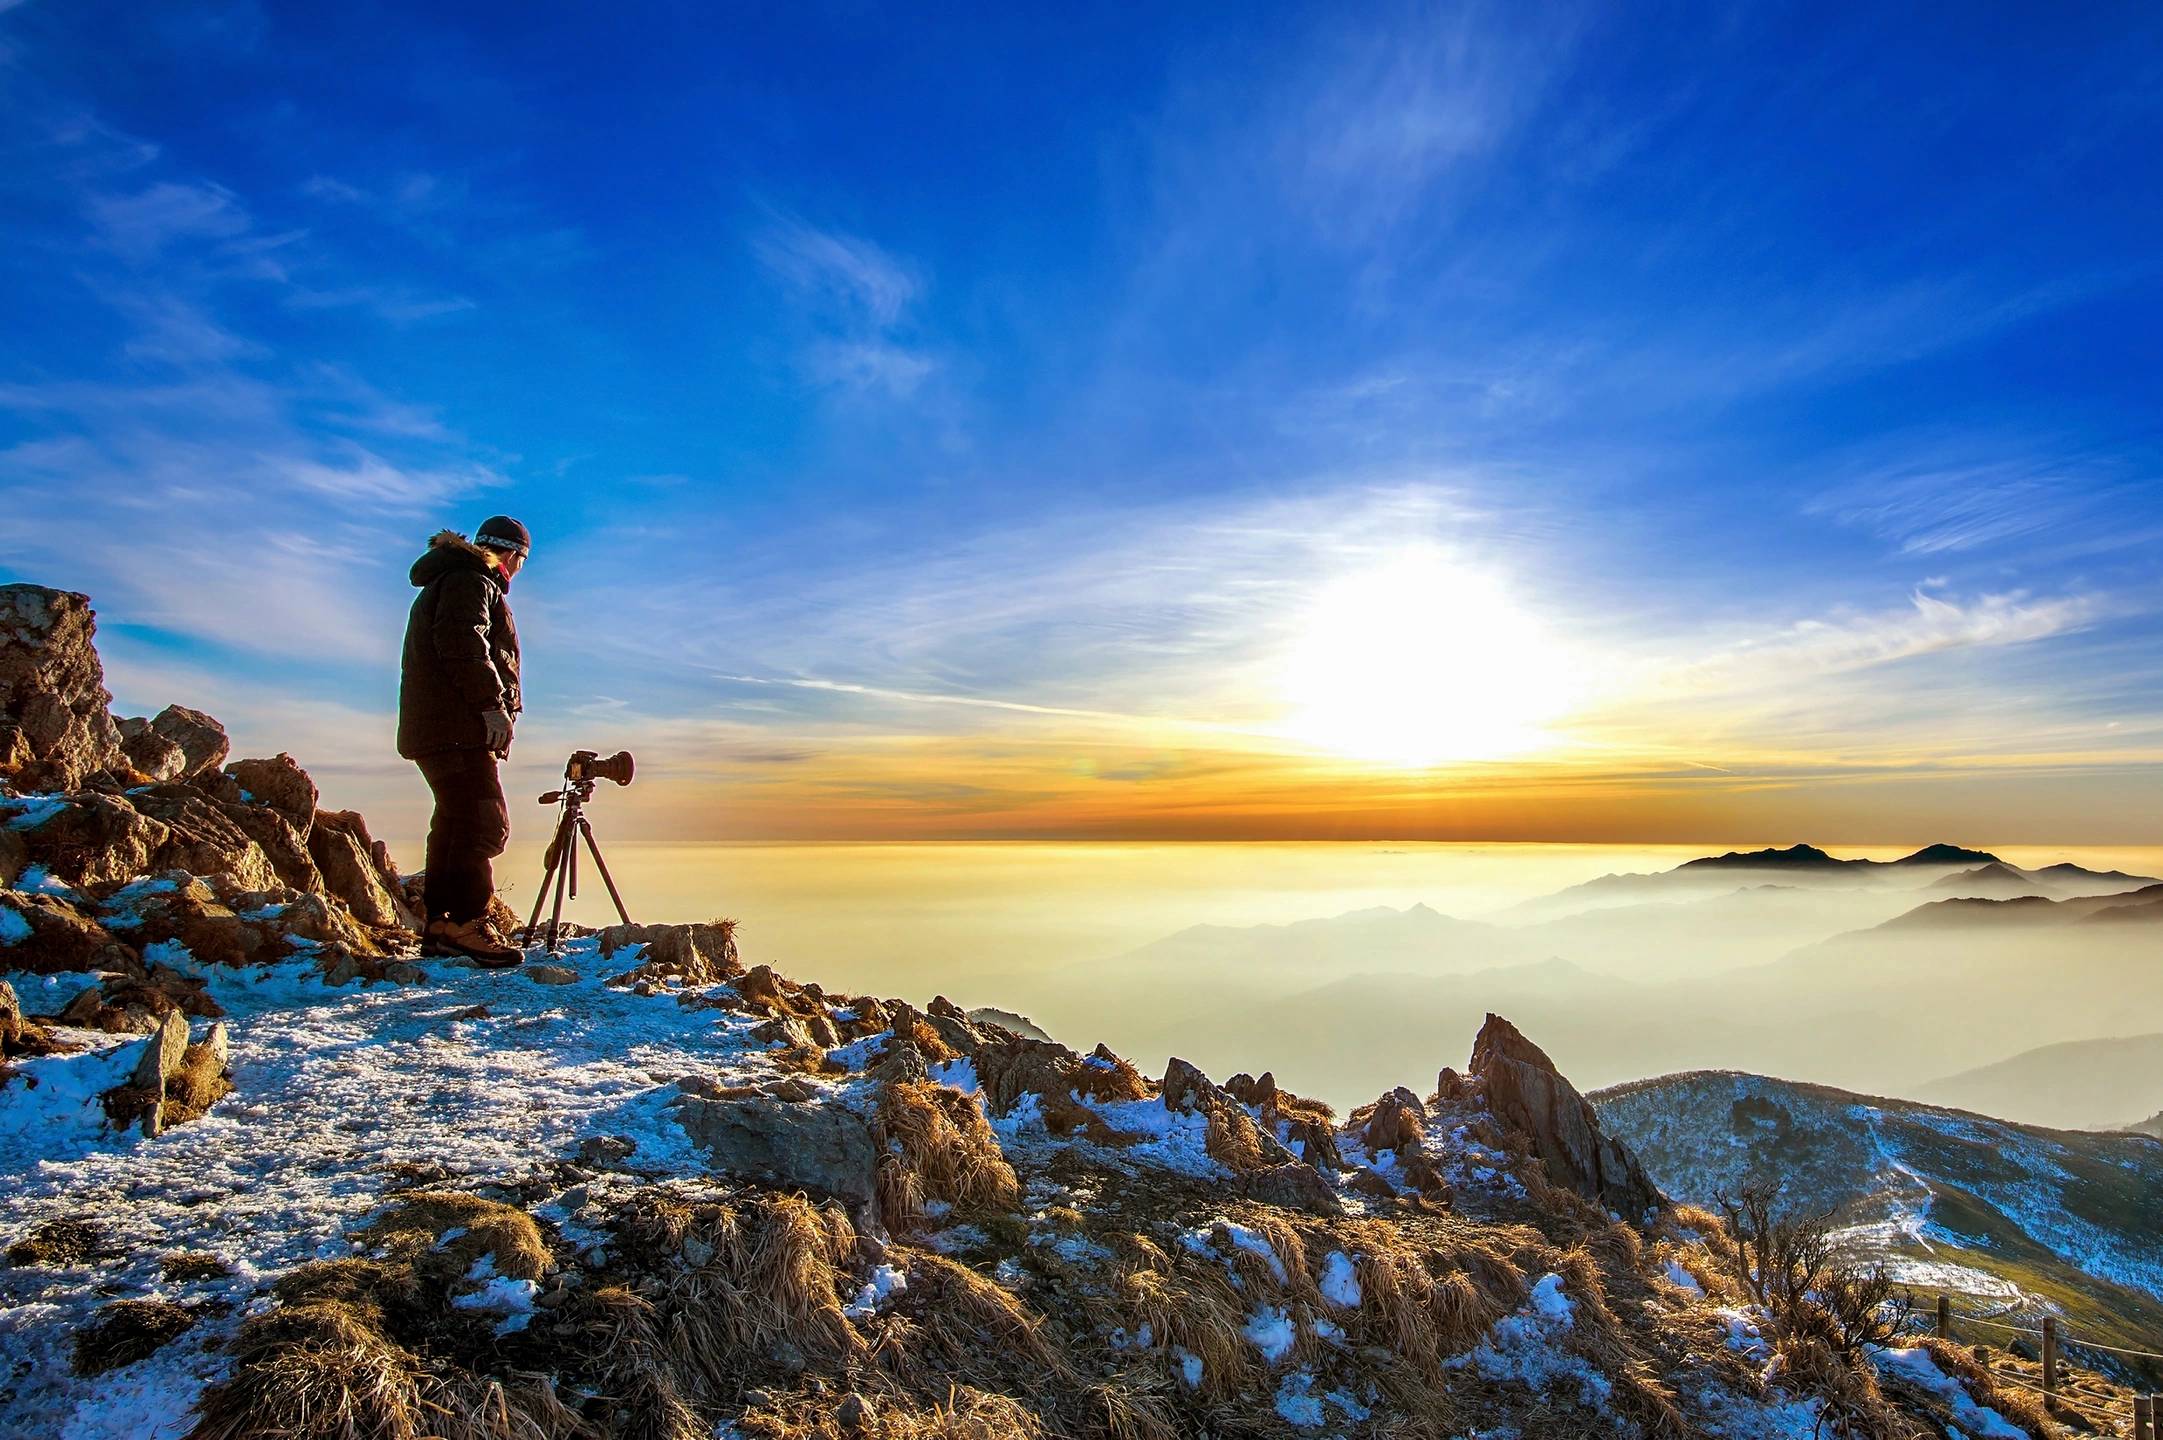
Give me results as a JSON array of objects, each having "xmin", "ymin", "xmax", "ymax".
[{"xmin": 0, "ymin": 938, "xmax": 793, "ymax": 1439}]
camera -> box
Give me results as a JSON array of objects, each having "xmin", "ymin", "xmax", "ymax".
[{"xmin": 565, "ymin": 749, "xmax": 635, "ymax": 787}]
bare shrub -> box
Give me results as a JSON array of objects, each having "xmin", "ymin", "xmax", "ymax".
[{"xmin": 1713, "ymin": 1182, "xmax": 1909, "ymax": 1354}]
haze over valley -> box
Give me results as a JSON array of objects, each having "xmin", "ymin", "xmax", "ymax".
[{"xmin": 522, "ymin": 837, "xmax": 2163, "ymax": 1125}]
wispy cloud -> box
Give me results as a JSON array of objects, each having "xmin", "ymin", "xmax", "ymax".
[
  {"xmin": 753, "ymin": 213, "xmax": 919, "ymax": 325},
  {"xmin": 752, "ymin": 211, "xmax": 935, "ymax": 397},
  {"xmin": 1806, "ymin": 436, "xmax": 2138, "ymax": 558},
  {"xmin": 88, "ymin": 179, "xmax": 248, "ymax": 258}
]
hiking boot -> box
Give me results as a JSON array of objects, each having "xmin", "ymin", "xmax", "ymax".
[{"xmin": 422, "ymin": 916, "xmax": 524, "ymax": 969}]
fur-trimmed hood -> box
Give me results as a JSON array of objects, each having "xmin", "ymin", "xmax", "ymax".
[{"xmin": 410, "ymin": 530, "xmax": 502, "ymax": 589}]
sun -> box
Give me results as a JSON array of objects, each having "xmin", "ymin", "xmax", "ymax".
[{"xmin": 1279, "ymin": 546, "xmax": 1578, "ymax": 767}]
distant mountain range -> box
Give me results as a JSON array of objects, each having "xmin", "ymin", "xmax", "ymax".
[
  {"xmin": 1916, "ymin": 1034, "xmax": 2163, "ymax": 1131},
  {"xmin": 1865, "ymin": 883, "xmax": 2163, "ymax": 934},
  {"xmin": 1029, "ymin": 841, "xmax": 2163, "ymax": 1114},
  {"xmin": 1596, "ymin": 1071, "xmax": 2163, "ymax": 1357},
  {"xmin": 1499, "ymin": 843, "xmax": 2156, "ymax": 923}
]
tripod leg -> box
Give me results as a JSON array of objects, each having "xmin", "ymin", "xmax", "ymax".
[
  {"xmin": 577, "ymin": 817, "xmax": 634, "ymax": 926},
  {"xmin": 544, "ymin": 812, "xmax": 575, "ymax": 953},
  {"xmin": 520, "ymin": 812, "xmax": 570, "ymax": 944}
]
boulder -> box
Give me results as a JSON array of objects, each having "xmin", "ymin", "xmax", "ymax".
[
  {"xmin": 214, "ymin": 800, "xmax": 321, "ymax": 894},
  {"xmin": 1161, "ymin": 1056, "xmax": 1302, "ymax": 1174},
  {"xmin": 1469, "ymin": 1014, "xmax": 1662, "ymax": 1220},
  {"xmin": 1362, "ymin": 1087, "xmax": 1427, "ymax": 1154},
  {"xmin": 223, "ymin": 754, "xmax": 317, "ymax": 832},
  {"xmin": 1244, "ymin": 1160, "xmax": 1344, "ymax": 1215},
  {"xmin": 14, "ymin": 793, "xmax": 166, "ymax": 887},
  {"xmin": 310, "ymin": 811, "xmax": 409, "ymax": 929},
  {"xmin": 307, "ymin": 823, "xmax": 400, "ymax": 928},
  {"xmin": 0, "ymin": 979, "xmax": 20, "ymax": 1049},
  {"xmin": 671, "ymin": 1093, "xmax": 881, "ymax": 1208},
  {"xmin": 0, "ymin": 891, "xmax": 138, "ymax": 974},
  {"xmin": 596, "ymin": 921, "xmax": 739, "ymax": 987},
  {"xmin": 0, "ymin": 585, "xmax": 125, "ymax": 790},
  {"xmin": 146, "ymin": 705, "xmax": 229, "ymax": 781},
  {"xmin": 116, "ymin": 720, "xmax": 187, "ymax": 783},
  {"xmin": 131, "ymin": 1009, "xmax": 190, "ymax": 1089},
  {"xmin": 127, "ymin": 788, "xmax": 281, "ymax": 893},
  {"xmin": 526, "ymin": 964, "xmax": 578, "ymax": 985}
]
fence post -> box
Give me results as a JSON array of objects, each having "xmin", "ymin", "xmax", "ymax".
[
  {"xmin": 1936, "ymin": 1294, "xmax": 1951, "ymax": 1339},
  {"xmin": 2134, "ymin": 1394, "xmax": 2151, "ymax": 1440},
  {"xmin": 2040, "ymin": 1316, "xmax": 2058, "ymax": 1397}
]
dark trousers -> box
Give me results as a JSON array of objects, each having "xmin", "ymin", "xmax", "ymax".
[{"xmin": 414, "ymin": 749, "xmax": 509, "ymax": 923}]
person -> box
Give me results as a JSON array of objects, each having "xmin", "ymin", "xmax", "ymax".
[{"xmin": 397, "ymin": 515, "xmax": 531, "ymax": 968}]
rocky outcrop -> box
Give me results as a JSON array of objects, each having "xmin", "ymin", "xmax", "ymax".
[
  {"xmin": 0, "ymin": 586, "xmax": 124, "ymax": 791},
  {"xmin": 671, "ymin": 1086, "xmax": 881, "ymax": 1208},
  {"xmin": 0, "ymin": 583, "xmax": 417, "ymax": 1006},
  {"xmin": 1471, "ymin": 1013, "xmax": 1662, "ymax": 1219}
]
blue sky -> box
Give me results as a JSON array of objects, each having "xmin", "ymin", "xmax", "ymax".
[{"xmin": 2, "ymin": 1, "xmax": 2159, "ymax": 843}]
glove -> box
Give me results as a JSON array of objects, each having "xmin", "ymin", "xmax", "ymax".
[{"xmin": 482, "ymin": 709, "xmax": 513, "ymax": 757}]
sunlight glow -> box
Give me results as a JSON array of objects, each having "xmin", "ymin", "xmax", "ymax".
[{"xmin": 1280, "ymin": 547, "xmax": 1579, "ymax": 767}]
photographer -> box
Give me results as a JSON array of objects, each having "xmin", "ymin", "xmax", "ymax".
[{"xmin": 397, "ymin": 516, "xmax": 530, "ymax": 968}]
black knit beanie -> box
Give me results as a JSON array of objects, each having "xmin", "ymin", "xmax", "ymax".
[{"xmin": 475, "ymin": 515, "xmax": 532, "ymax": 557}]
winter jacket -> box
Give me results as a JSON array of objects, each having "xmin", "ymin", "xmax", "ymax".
[{"xmin": 398, "ymin": 531, "xmax": 522, "ymax": 759}]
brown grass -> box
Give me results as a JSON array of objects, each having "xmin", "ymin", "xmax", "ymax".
[
  {"xmin": 1917, "ymin": 1339, "xmax": 2062, "ymax": 1439},
  {"xmin": 1109, "ymin": 1235, "xmax": 1252, "ymax": 1400},
  {"xmin": 188, "ymin": 1297, "xmax": 430, "ymax": 1440},
  {"xmin": 73, "ymin": 1299, "xmax": 198, "ymax": 1377},
  {"xmin": 874, "ymin": 1080, "xmax": 1021, "ymax": 1229},
  {"xmin": 160, "ymin": 1039, "xmax": 233, "ymax": 1125},
  {"xmin": 359, "ymin": 1191, "xmax": 553, "ymax": 1283}
]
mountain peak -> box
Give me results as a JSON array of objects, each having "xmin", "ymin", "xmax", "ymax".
[
  {"xmin": 1679, "ymin": 843, "xmax": 1843, "ymax": 870},
  {"xmin": 1891, "ymin": 843, "xmax": 2001, "ymax": 867}
]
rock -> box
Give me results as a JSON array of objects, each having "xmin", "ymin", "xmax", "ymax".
[
  {"xmin": 1243, "ymin": 1160, "xmax": 1345, "ymax": 1215},
  {"xmin": 14, "ymin": 793, "xmax": 166, "ymax": 887},
  {"xmin": 835, "ymin": 1393, "xmax": 874, "ymax": 1432},
  {"xmin": 199, "ymin": 1020, "xmax": 231, "ymax": 1073},
  {"xmin": 0, "ymin": 892, "xmax": 139, "ymax": 974},
  {"xmin": 596, "ymin": 921, "xmax": 740, "ymax": 986},
  {"xmin": 214, "ymin": 800, "xmax": 321, "ymax": 894},
  {"xmin": 223, "ymin": 754, "xmax": 317, "ymax": 832},
  {"xmin": 0, "ymin": 980, "xmax": 20, "ymax": 1049},
  {"xmin": 126, "ymin": 788, "xmax": 280, "ymax": 892},
  {"xmin": 1363, "ymin": 1087, "xmax": 1427, "ymax": 1154},
  {"xmin": 671, "ymin": 1093, "xmax": 881, "ymax": 1208},
  {"xmin": 575, "ymin": 1135, "xmax": 637, "ymax": 1167},
  {"xmin": 266, "ymin": 893, "xmax": 383, "ymax": 956},
  {"xmin": 116, "ymin": 721, "xmax": 187, "ymax": 783},
  {"xmin": 1283, "ymin": 1115, "xmax": 1343, "ymax": 1175},
  {"xmin": 1469, "ymin": 1013, "xmax": 1662, "ymax": 1219},
  {"xmin": 146, "ymin": 706, "xmax": 229, "ymax": 781},
  {"xmin": 0, "ymin": 825, "xmax": 23, "ymax": 887},
  {"xmin": 309, "ymin": 811, "xmax": 406, "ymax": 929},
  {"xmin": 1161, "ymin": 1056, "xmax": 1300, "ymax": 1173},
  {"xmin": 526, "ymin": 964, "xmax": 578, "ymax": 985},
  {"xmin": 0, "ymin": 585, "xmax": 125, "ymax": 790},
  {"xmin": 131, "ymin": 1009, "xmax": 190, "ymax": 1088}
]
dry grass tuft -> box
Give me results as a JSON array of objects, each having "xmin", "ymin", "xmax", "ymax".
[
  {"xmin": 188, "ymin": 1297, "xmax": 430, "ymax": 1440},
  {"xmin": 874, "ymin": 1080, "xmax": 1021, "ymax": 1227},
  {"xmin": 160, "ymin": 1039, "xmax": 234, "ymax": 1125},
  {"xmin": 1110, "ymin": 1237, "xmax": 1251, "ymax": 1399},
  {"xmin": 903, "ymin": 1249, "xmax": 1058, "ymax": 1371},
  {"xmin": 1917, "ymin": 1339, "xmax": 2061, "ymax": 1439},
  {"xmin": 736, "ymin": 1386, "xmax": 1045, "ymax": 1439},
  {"xmin": 72, "ymin": 1298, "xmax": 198, "ymax": 1377},
  {"xmin": 359, "ymin": 1191, "xmax": 553, "ymax": 1283}
]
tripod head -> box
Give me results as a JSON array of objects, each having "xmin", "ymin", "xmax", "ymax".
[{"xmin": 539, "ymin": 749, "xmax": 635, "ymax": 807}]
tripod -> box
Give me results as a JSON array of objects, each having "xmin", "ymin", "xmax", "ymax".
[{"xmin": 520, "ymin": 773, "xmax": 632, "ymax": 954}]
